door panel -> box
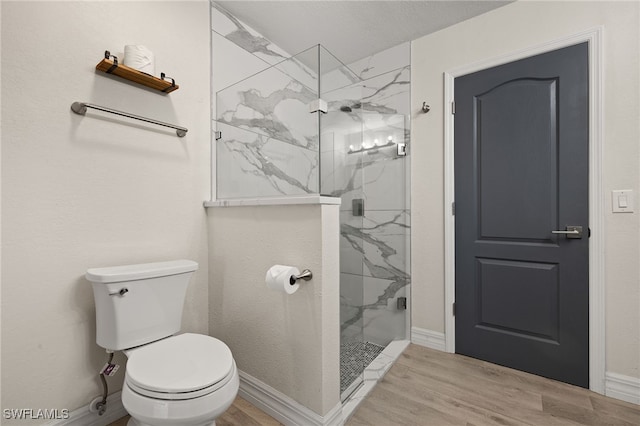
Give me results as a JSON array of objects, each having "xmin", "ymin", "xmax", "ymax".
[
  {"xmin": 478, "ymin": 78, "xmax": 558, "ymax": 241},
  {"xmin": 455, "ymin": 43, "xmax": 589, "ymax": 388},
  {"xmin": 476, "ymin": 258, "xmax": 559, "ymax": 342}
]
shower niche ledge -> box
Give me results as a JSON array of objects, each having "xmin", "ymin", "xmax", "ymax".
[{"xmin": 204, "ymin": 195, "xmax": 341, "ymax": 208}]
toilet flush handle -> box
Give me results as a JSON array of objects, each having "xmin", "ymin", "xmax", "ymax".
[{"xmin": 108, "ymin": 287, "xmax": 129, "ymax": 297}]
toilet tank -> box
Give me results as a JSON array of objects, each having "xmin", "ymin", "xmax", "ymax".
[{"xmin": 86, "ymin": 260, "xmax": 198, "ymax": 351}]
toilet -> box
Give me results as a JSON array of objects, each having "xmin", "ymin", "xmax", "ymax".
[{"xmin": 86, "ymin": 259, "xmax": 239, "ymax": 426}]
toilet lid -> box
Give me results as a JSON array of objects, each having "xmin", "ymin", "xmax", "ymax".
[{"xmin": 126, "ymin": 333, "xmax": 234, "ymax": 394}]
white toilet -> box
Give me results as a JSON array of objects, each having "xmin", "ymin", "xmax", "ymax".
[{"xmin": 86, "ymin": 259, "xmax": 239, "ymax": 426}]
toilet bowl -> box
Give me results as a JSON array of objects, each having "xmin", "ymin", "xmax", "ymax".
[
  {"xmin": 122, "ymin": 333, "xmax": 239, "ymax": 426},
  {"xmin": 86, "ymin": 260, "xmax": 239, "ymax": 426}
]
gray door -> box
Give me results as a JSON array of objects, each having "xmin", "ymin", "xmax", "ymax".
[{"xmin": 454, "ymin": 43, "xmax": 589, "ymax": 388}]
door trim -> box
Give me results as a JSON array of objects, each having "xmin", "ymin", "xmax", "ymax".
[{"xmin": 443, "ymin": 27, "xmax": 605, "ymax": 393}]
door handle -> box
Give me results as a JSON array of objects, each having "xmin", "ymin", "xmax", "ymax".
[{"xmin": 551, "ymin": 225, "xmax": 583, "ymax": 239}]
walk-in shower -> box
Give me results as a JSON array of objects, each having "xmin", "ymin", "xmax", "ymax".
[{"xmin": 214, "ymin": 43, "xmax": 411, "ymax": 402}]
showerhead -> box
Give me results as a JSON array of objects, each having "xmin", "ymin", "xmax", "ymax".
[{"xmin": 339, "ymin": 102, "xmax": 361, "ymax": 113}]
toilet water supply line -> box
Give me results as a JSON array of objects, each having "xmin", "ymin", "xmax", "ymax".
[{"xmin": 96, "ymin": 351, "xmax": 118, "ymax": 416}]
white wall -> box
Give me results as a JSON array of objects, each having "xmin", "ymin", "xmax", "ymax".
[
  {"xmin": 411, "ymin": 0, "xmax": 639, "ymax": 380},
  {"xmin": 207, "ymin": 204, "xmax": 340, "ymax": 416},
  {"xmin": 1, "ymin": 1, "xmax": 211, "ymax": 421}
]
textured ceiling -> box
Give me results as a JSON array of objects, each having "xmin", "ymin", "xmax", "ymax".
[{"xmin": 214, "ymin": 0, "xmax": 512, "ymax": 65}]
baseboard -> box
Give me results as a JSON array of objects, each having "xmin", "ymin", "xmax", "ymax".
[
  {"xmin": 45, "ymin": 372, "xmax": 345, "ymax": 426},
  {"xmin": 238, "ymin": 370, "xmax": 344, "ymax": 426},
  {"xmin": 605, "ymin": 372, "xmax": 640, "ymax": 405},
  {"xmin": 411, "ymin": 327, "xmax": 446, "ymax": 352},
  {"xmin": 45, "ymin": 391, "xmax": 127, "ymax": 426}
]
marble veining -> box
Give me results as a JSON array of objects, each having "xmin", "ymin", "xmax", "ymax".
[
  {"xmin": 340, "ymin": 275, "xmax": 409, "ymax": 338},
  {"xmin": 361, "ymin": 66, "xmax": 411, "ymax": 115},
  {"xmin": 218, "ymin": 80, "xmax": 319, "ymax": 150},
  {"xmin": 342, "ymin": 212, "xmax": 410, "ymax": 278},
  {"xmin": 348, "ymin": 43, "xmax": 411, "ymax": 81},
  {"xmin": 216, "ymin": 122, "xmax": 319, "ymax": 198},
  {"xmin": 215, "ymin": 71, "xmax": 321, "ymax": 198},
  {"xmin": 211, "ymin": 3, "xmax": 289, "ymax": 64},
  {"xmin": 213, "ymin": 3, "xmax": 325, "ymax": 90},
  {"xmin": 340, "ymin": 210, "xmax": 410, "ymax": 340},
  {"xmin": 323, "ymin": 67, "xmax": 411, "ymax": 118},
  {"xmin": 333, "ymin": 156, "xmax": 408, "ymax": 213}
]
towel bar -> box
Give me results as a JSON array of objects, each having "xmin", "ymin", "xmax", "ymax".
[{"xmin": 71, "ymin": 101, "xmax": 188, "ymax": 137}]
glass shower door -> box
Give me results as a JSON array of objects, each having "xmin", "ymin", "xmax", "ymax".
[
  {"xmin": 359, "ymin": 112, "xmax": 410, "ymax": 348},
  {"xmin": 215, "ymin": 46, "xmax": 321, "ymax": 199},
  {"xmin": 326, "ymin": 111, "xmax": 411, "ymax": 400},
  {"xmin": 316, "ymin": 46, "xmax": 368, "ymax": 399}
]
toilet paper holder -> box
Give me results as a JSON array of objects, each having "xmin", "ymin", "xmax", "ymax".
[{"xmin": 289, "ymin": 269, "xmax": 313, "ymax": 285}]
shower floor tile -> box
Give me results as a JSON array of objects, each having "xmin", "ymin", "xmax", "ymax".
[{"xmin": 340, "ymin": 341, "xmax": 385, "ymax": 394}]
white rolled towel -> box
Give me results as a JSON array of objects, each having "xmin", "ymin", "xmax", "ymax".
[{"xmin": 123, "ymin": 45, "xmax": 155, "ymax": 75}]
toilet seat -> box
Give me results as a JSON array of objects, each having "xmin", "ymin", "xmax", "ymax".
[{"xmin": 125, "ymin": 333, "xmax": 235, "ymax": 401}]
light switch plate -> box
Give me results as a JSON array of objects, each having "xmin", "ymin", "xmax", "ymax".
[{"xmin": 612, "ymin": 189, "xmax": 634, "ymax": 213}]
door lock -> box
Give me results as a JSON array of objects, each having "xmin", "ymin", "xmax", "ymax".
[{"xmin": 551, "ymin": 225, "xmax": 583, "ymax": 239}]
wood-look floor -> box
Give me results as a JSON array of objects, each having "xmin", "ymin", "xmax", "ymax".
[
  {"xmin": 109, "ymin": 344, "xmax": 640, "ymax": 426},
  {"xmin": 347, "ymin": 344, "xmax": 640, "ymax": 426}
]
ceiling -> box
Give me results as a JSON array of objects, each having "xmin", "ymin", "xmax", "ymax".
[{"xmin": 214, "ymin": 0, "xmax": 512, "ymax": 65}]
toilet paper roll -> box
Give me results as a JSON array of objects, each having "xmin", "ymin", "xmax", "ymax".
[
  {"xmin": 123, "ymin": 45, "xmax": 155, "ymax": 75},
  {"xmin": 265, "ymin": 265, "xmax": 300, "ymax": 295}
]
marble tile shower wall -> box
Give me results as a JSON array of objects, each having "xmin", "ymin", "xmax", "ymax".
[
  {"xmin": 215, "ymin": 59, "xmax": 321, "ymax": 197},
  {"xmin": 211, "ymin": 3, "xmax": 291, "ymax": 68},
  {"xmin": 211, "ymin": 2, "xmax": 410, "ymax": 346},
  {"xmin": 212, "ymin": 3, "xmax": 324, "ymax": 198}
]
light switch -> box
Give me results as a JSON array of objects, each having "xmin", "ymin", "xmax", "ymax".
[
  {"xmin": 618, "ymin": 195, "xmax": 628, "ymax": 208},
  {"xmin": 612, "ymin": 190, "xmax": 634, "ymax": 213}
]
